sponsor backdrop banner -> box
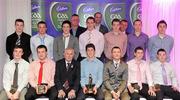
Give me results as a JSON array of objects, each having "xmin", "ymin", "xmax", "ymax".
[{"xmin": 31, "ymin": 0, "xmax": 141, "ymax": 37}]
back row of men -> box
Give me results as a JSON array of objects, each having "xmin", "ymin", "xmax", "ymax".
[
  {"xmin": 6, "ymin": 12, "xmax": 174, "ymax": 63},
  {"xmin": 0, "ymin": 43, "xmax": 179, "ymax": 100}
]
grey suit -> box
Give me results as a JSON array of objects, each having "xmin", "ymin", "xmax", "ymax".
[{"xmin": 53, "ymin": 35, "xmax": 79, "ymax": 61}]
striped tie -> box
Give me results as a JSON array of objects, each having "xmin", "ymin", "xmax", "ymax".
[{"xmin": 16, "ymin": 35, "xmax": 21, "ymax": 45}]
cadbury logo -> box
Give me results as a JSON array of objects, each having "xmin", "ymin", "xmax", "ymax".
[
  {"xmin": 110, "ymin": 7, "xmax": 122, "ymax": 13},
  {"xmin": 83, "ymin": 6, "xmax": 95, "ymax": 13},
  {"xmin": 32, "ymin": 4, "xmax": 40, "ymax": 12},
  {"xmin": 56, "ymin": 5, "xmax": 69, "ymax": 12}
]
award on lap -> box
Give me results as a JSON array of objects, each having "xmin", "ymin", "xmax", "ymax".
[
  {"xmin": 10, "ymin": 84, "xmax": 18, "ymax": 94},
  {"xmin": 37, "ymin": 83, "xmax": 48, "ymax": 94},
  {"xmin": 132, "ymin": 83, "xmax": 140, "ymax": 93},
  {"xmin": 63, "ymin": 80, "xmax": 70, "ymax": 90},
  {"xmin": 85, "ymin": 74, "xmax": 95, "ymax": 94},
  {"xmin": 154, "ymin": 84, "xmax": 160, "ymax": 92}
]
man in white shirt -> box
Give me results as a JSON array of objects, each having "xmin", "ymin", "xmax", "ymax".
[
  {"xmin": 0, "ymin": 45, "xmax": 29, "ymax": 100},
  {"xmin": 31, "ymin": 21, "xmax": 54, "ymax": 60},
  {"xmin": 150, "ymin": 48, "xmax": 180, "ymax": 100},
  {"xmin": 79, "ymin": 17, "xmax": 104, "ymax": 60},
  {"xmin": 127, "ymin": 47, "xmax": 156, "ymax": 100}
]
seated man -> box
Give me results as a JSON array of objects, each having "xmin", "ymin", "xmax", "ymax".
[
  {"xmin": 77, "ymin": 43, "xmax": 104, "ymax": 100},
  {"xmin": 103, "ymin": 46, "xmax": 130, "ymax": 100},
  {"xmin": 127, "ymin": 47, "xmax": 156, "ymax": 100},
  {"xmin": 150, "ymin": 49, "xmax": 180, "ymax": 100},
  {"xmin": 25, "ymin": 45, "xmax": 56, "ymax": 100},
  {"xmin": 0, "ymin": 45, "xmax": 29, "ymax": 100},
  {"xmin": 54, "ymin": 48, "xmax": 80, "ymax": 100}
]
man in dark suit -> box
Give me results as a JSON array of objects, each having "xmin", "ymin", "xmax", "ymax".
[
  {"xmin": 70, "ymin": 14, "xmax": 86, "ymax": 38},
  {"xmin": 55, "ymin": 48, "xmax": 80, "ymax": 100},
  {"xmin": 94, "ymin": 12, "xmax": 109, "ymax": 34},
  {"xmin": 6, "ymin": 19, "xmax": 31, "ymax": 62}
]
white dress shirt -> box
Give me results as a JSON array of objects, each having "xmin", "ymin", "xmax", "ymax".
[
  {"xmin": 127, "ymin": 59, "xmax": 153, "ymax": 87},
  {"xmin": 63, "ymin": 34, "xmax": 70, "ymax": 49},
  {"xmin": 3, "ymin": 59, "xmax": 29, "ymax": 92},
  {"xmin": 150, "ymin": 61, "xmax": 178, "ymax": 87},
  {"xmin": 79, "ymin": 29, "xmax": 104, "ymax": 57},
  {"xmin": 30, "ymin": 33, "xmax": 54, "ymax": 60}
]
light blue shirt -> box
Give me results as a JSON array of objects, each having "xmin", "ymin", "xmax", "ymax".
[
  {"xmin": 30, "ymin": 33, "xmax": 54, "ymax": 60},
  {"xmin": 148, "ymin": 34, "xmax": 174, "ymax": 62},
  {"xmin": 80, "ymin": 58, "xmax": 103, "ymax": 88}
]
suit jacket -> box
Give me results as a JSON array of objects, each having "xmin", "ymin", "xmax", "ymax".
[
  {"xmin": 103, "ymin": 60, "xmax": 128, "ymax": 93},
  {"xmin": 54, "ymin": 58, "xmax": 80, "ymax": 92},
  {"xmin": 6, "ymin": 32, "xmax": 31, "ymax": 62},
  {"xmin": 70, "ymin": 26, "xmax": 86, "ymax": 38},
  {"xmin": 53, "ymin": 34, "xmax": 79, "ymax": 61},
  {"xmin": 99, "ymin": 24, "xmax": 109, "ymax": 34}
]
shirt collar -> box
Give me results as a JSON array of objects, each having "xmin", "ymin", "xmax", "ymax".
[{"xmin": 38, "ymin": 33, "xmax": 47, "ymax": 38}]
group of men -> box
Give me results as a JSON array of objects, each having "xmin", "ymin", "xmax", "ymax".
[{"xmin": 0, "ymin": 12, "xmax": 179, "ymax": 100}]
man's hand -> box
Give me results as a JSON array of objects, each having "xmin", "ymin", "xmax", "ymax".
[
  {"xmin": 58, "ymin": 90, "xmax": 66, "ymax": 98},
  {"xmin": 83, "ymin": 86, "xmax": 87, "ymax": 94},
  {"xmin": 68, "ymin": 89, "xmax": 76, "ymax": 99},
  {"xmin": 128, "ymin": 85, "xmax": 134, "ymax": 93},
  {"xmin": 12, "ymin": 91, "xmax": 20, "ymax": 100},
  {"xmin": 6, "ymin": 91, "xmax": 13, "ymax": 99},
  {"xmin": 172, "ymin": 86, "xmax": 179, "ymax": 92},
  {"xmin": 93, "ymin": 86, "xmax": 97, "ymax": 95},
  {"xmin": 111, "ymin": 91, "xmax": 119, "ymax": 100},
  {"xmin": 148, "ymin": 87, "xmax": 156, "ymax": 96}
]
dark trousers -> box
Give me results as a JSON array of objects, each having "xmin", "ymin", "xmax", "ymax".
[
  {"xmin": 156, "ymin": 85, "xmax": 180, "ymax": 100},
  {"xmin": 25, "ymin": 86, "xmax": 57, "ymax": 100},
  {"xmin": 77, "ymin": 88, "xmax": 104, "ymax": 100},
  {"xmin": 57, "ymin": 88, "xmax": 77, "ymax": 100},
  {"xmin": 129, "ymin": 83, "xmax": 156, "ymax": 100}
]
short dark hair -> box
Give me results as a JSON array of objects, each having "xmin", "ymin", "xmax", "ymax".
[
  {"xmin": 121, "ymin": 19, "xmax": 128, "ymax": 23},
  {"xmin": 15, "ymin": 19, "xmax": 24, "ymax": 25},
  {"xmin": 112, "ymin": 18, "xmax": 120, "ymax": 25},
  {"xmin": 94, "ymin": 12, "xmax": 102, "ymax": 17},
  {"xmin": 111, "ymin": 46, "xmax": 121, "ymax": 52},
  {"xmin": 14, "ymin": 45, "xmax": 24, "ymax": 52},
  {"xmin": 37, "ymin": 21, "xmax": 47, "ymax": 27},
  {"xmin": 62, "ymin": 20, "xmax": 71, "ymax": 28},
  {"xmin": 157, "ymin": 48, "xmax": 166, "ymax": 55},
  {"xmin": 157, "ymin": 20, "xmax": 167, "ymax": 28},
  {"xmin": 134, "ymin": 46, "xmax": 144, "ymax": 53},
  {"xmin": 86, "ymin": 17, "xmax": 95, "ymax": 23},
  {"xmin": 71, "ymin": 14, "xmax": 79, "ymax": 17},
  {"xmin": 37, "ymin": 45, "xmax": 47, "ymax": 52},
  {"xmin": 86, "ymin": 43, "xmax": 95, "ymax": 51},
  {"xmin": 133, "ymin": 19, "xmax": 142, "ymax": 25}
]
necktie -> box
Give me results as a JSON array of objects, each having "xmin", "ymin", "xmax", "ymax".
[
  {"xmin": 16, "ymin": 35, "xmax": 21, "ymax": 45},
  {"xmin": 114, "ymin": 63, "xmax": 118, "ymax": 70},
  {"xmin": 88, "ymin": 32, "xmax": 92, "ymax": 43},
  {"xmin": 38, "ymin": 62, "xmax": 44, "ymax": 85},
  {"xmin": 66, "ymin": 63, "xmax": 71, "ymax": 71},
  {"xmin": 161, "ymin": 64, "xmax": 168, "ymax": 85},
  {"xmin": 136, "ymin": 62, "xmax": 142, "ymax": 89},
  {"xmin": 13, "ymin": 63, "xmax": 19, "ymax": 87},
  {"xmin": 40, "ymin": 37, "xmax": 45, "ymax": 45}
]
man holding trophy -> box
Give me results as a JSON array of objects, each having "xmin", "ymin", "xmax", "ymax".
[
  {"xmin": 103, "ymin": 46, "xmax": 130, "ymax": 100},
  {"xmin": 77, "ymin": 43, "xmax": 104, "ymax": 100},
  {"xmin": 54, "ymin": 48, "xmax": 80, "ymax": 100},
  {"xmin": 127, "ymin": 47, "xmax": 156, "ymax": 100},
  {"xmin": 25, "ymin": 45, "xmax": 57, "ymax": 100}
]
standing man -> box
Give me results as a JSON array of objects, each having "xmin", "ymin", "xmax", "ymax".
[
  {"xmin": 70, "ymin": 14, "xmax": 86, "ymax": 38},
  {"xmin": 120, "ymin": 19, "xmax": 129, "ymax": 35},
  {"xmin": 148, "ymin": 20, "xmax": 174, "ymax": 62},
  {"xmin": 94, "ymin": 12, "xmax": 109, "ymax": 34},
  {"xmin": 127, "ymin": 19, "xmax": 149, "ymax": 61},
  {"xmin": 31, "ymin": 21, "xmax": 54, "ymax": 60},
  {"xmin": 104, "ymin": 46, "xmax": 129, "ymax": 100},
  {"xmin": 6, "ymin": 19, "xmax": 31, "ymax": 62},
  {"xmin": 79, "ymin": 17, "xmax": 104, "ymax": 60},
  {"xmin": 150, "ymin": 49, "xmax": 180, "ymax": 100},
  {"xmin": 55, "ymin": 48, "xmax": 80, "ymax": 100},
  {"xmin": 25, "ymin": 45, "xmax": 56, "ymax": 100},
  {"xmin": 0, "ymin": 45, "xmax": 29, "ymax": 100},
  {"xmin": 77, "ymin": 43, "xmax": 104, "ymax": 100},
  {"xmin": 53, "ymin": 20, "xmax": 79, "ymax": 61},
  {"xmin": 104, "ymin": 19, "xmax": 127, "ymax": 61},
  {"xmin": 127, "ymin": 47, "xmax": 156, "ymax": 100}
]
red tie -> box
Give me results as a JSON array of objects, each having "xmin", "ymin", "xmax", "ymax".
[{"xmin": 38, "ymin": 62, "xmax": 44, "ymax": 85}]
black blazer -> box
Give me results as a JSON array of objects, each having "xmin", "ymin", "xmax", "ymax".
[
  {"xmin": 70, "ymin": 26, "xmax": 86, "ymax": 38},
  {"xmin": 6, "ymin": 32, "xmax": 31, "ymax": 62},
  {"xmin": 54, "ymin": 58, "xmax": 80, "ymax": 92},
  {"xmin": 99, "ymin": 24, "xmax": 109, "ymax": 34}
]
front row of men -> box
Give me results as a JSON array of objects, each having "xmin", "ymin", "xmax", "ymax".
[{"xmin": 0, "ymin": 44, "xmax": 180, "ymax": 100}]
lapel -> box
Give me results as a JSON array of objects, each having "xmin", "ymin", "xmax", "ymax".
[
  {"xmin": 67, "ymin": 35, "xmax": 73, "ymax": 48},
  {"xmin": 59, "ymin": 36, "xmax": 65, "ymax": 50}
]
